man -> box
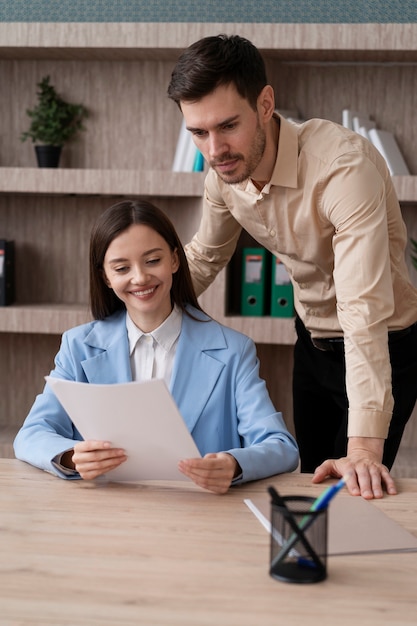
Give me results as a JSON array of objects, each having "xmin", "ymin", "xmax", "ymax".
[{"xmin": 167, "ymin": 34, "xmax": 417, "ymax": 499}]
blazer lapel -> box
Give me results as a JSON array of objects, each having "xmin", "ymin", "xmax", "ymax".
[
  {"xmin": 170, "ymin": 313, "xmax": 226, "ymax": 433},
  {"xmin": 81, "ymin": 311, "xmax": 132, "ymax": 384}
]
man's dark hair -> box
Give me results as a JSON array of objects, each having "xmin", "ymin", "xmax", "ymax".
[{"xmin": 167, "ymin": 34, "xmax": 268, "ymax": 111}]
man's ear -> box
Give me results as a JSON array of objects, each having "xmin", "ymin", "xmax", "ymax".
[{"xmin": 257, "ymin": 85, "xmax": 275, "ymax": 122}]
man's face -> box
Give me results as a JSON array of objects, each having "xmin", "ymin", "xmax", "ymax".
[{"xmin": 180, "ymin": 83, "xmax": 266, "ymax": 184}]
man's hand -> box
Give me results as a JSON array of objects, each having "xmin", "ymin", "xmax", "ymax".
[
  {"xmin": 312, "ymin": 437, "xmax": 397, "ymax": 499},
  {"xmin": 178, "ymin": 452, "xmax": 239, "ymax": 494},
  {"xmin": 71, "ymin": 440, "xmax": 127, "ymax": 480}
]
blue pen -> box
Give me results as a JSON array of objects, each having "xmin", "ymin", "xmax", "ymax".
[
  {"xmin": 271, "ymin": 477, "xmax": 347, "ymax": 568},
  {"xmin": 309, "ymin": 476, "xmax": 347, "ymax": 512}
]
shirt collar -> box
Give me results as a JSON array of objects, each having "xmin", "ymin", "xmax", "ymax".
[
  {"xmin": 231, "ymin": 113, "xmax": 299, "ymax": 194},
  {"xmin": 269, "ymin": 113, "xmax": 299, "ymax": 189},
  {"xmin": 126, "ymin": 305, "xmax": 182, "ymax": 356}
]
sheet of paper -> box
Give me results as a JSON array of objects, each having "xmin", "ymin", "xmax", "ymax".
[
  {"xmin": 46, "ymin": 377, "xmax": 201, "ymax": 482},
  {"xmin": 244, "ymin": 494, "xmax": 417, "ymax": 555}
]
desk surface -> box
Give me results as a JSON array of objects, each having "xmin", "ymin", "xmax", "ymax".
[{"xmin": 1, "ymin": 458, "xmax": 417, "ymax": 626}]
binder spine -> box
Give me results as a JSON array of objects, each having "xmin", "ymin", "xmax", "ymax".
[
  {"xmin": 240, "ymin": 248, "xmax": 269, "ymax": 316},
  {"xmin": 0, "ymin": 240, "xmax": 15, "ymax": 306},
  {"xmin": 270, "ymin": 256, "xmax": 294, "ymax": 318}
]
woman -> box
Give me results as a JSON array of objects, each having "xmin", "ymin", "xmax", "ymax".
[{"xmin": 14, "ymin": 200, "xmax": 299, "ymax": 493}]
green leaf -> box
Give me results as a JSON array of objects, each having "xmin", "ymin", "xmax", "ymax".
[{"xmin": 20, "ymin": 75, "xmax": 88, "ymax": 145}]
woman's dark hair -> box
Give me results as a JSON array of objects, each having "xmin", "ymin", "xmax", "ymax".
[
  {"xmin": 167, "ymin": 34, "xmax": 268, "ymax": 111},
  {"xmin": 89, "ymin": 199, "xmax": 204, "ymax": 320}
]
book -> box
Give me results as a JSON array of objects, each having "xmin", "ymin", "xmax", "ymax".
[
  {"xmin": 352, "ymin": 115, "xmax": 375, "ymax": 133},
  {"xmin": 357, "ymin": 126, "xmax": 371, "ymax": 141},
  {"xmin": 352, "ymin": 115, "xmax": 376, "ymax": 139},
  {"xmin": 342, "ymin": 109, "xmax": 370, "ymax": 131},
  {"xmin": 182, "ymin": 132, "xmax": 198, "ymax": 172},
  {"xmin": 368, "ymin": 128, "xmax": 410, "ymax": 175},
  {"xmin": 172, "ymin": 119, "xmax": 190, "ymax": 172},
  {"xmin": 172, "ymin": 118, "xmax": 204, "ymax": 172},
  {"xmin": 192, "ymin": 149, "xmax": 205, "ymax": 172},
  {"xmin": 0, "ymin": 239, "xmax": 15, "ymax": 306}
]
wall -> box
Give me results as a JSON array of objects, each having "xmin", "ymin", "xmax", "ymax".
[{"xmin": 1, "ymin": 0, "xmax": 417, "ymax": 23}]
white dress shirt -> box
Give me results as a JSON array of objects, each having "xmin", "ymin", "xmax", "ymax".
[{"xmin": 126, "ymin": 305, "xmax": 182, "ymax": 386}]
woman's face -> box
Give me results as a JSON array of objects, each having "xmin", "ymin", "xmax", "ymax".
[{"xmin": 103, "ymin": 223, "xmax": 179, "ymax": 332}]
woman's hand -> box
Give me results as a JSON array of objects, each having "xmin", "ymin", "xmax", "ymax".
[
  {"xmin": 71, "ymin": 440, "xmax": 127, "ymax": 480},
  {"xmin": 178, "ymin": 452, "xmax": 240, "ymax": 494}
]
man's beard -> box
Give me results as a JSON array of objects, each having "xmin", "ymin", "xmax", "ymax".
[{"xmin": 210, "ymin": 121, "xmax": 266, "ymax": 185}]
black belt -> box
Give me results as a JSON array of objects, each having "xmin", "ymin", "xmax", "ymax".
[
  {"xmin": 311, "ymin": 337, "xmax": 344, "ymax": 353},
  {"xmin": 311, "ymin": 322, "xmax": 417, "ymax": 353}
]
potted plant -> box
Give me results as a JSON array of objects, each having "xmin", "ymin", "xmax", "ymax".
[{"xmin": 20, "ymin": 75, "xmax": 88, "ymax": 168}]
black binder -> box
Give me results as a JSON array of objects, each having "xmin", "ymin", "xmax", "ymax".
[{"xmin": 0, "ymin": 240, "xmax": 15, "ymax": 306}]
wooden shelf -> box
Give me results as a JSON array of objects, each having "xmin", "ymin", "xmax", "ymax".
[
  {"xmin": 217, "ymin": 315, "xmax": 296, "ymax": 345},
  {"xmin": 0, "ymin": 168, "xmax": 206, "ymax": 197},
  {"xmin": 0, "ymin": 169, "xmax": 416, "ymax": 203},
  {"xmin": 0, "ymin": 304, "xmax": 91, "ymax": 334},
  {"xmin": 0, "ymin": 301, "xmax": 297, "ymax": 344}
]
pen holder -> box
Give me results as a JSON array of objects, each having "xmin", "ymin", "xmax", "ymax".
[{"xmin": 270, "ymin": 496, "xmax": 327, "ymax": 584}]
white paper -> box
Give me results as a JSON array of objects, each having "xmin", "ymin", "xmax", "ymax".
[
  {"xmin": 46, "ymin": 377, "xmax": 201, "ymax": 482},
  {"xmin": 244, "ymin": 495, "xmax": 417, "ymax": 555}
]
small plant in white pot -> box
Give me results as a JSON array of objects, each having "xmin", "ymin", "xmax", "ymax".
[{"xmin": 20, "ymin": 75, "xmax": 88, "ymax": 167}]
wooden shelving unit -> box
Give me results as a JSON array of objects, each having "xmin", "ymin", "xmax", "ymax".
[{"xmin": 1, "ymin": 22, "xmax": 416, "ymax": 471}]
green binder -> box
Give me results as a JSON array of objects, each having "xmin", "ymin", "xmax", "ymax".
[
  {"xmin": 270, "ymin": 255, "xmax": 294, "ymax": 317},
  {"xmin": 240, "ymin": 248, "xmax": 268, "ymax": 316}
]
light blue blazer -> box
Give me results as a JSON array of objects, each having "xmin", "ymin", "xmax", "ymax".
[{"xmin": 14, "ymin": 306, "xmax": 299, "ymax": 482}]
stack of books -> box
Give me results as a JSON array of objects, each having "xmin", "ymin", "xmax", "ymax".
[
  {"xmin": 342, "ymin": 109, "xmax": 410, "ymax": 176},
  {"xmin": 172, "ymin": 119, "xmax": 205, "ymax": 173}
]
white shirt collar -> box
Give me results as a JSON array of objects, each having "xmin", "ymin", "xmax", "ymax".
[{"xmin": 126, "ymin": 305, "xmax": 182, "ymax": 355}]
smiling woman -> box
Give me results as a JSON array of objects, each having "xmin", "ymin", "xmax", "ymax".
[
  {"xmin": 102, "ymin": 223, "xmax": 180, "ymax": 333},
  {"xmin": 13, "ymin": 199, "xmax": 299, "ymax": 492}
]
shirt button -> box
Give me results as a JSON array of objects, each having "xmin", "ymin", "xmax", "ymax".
[{"xmin": 269, "ymin": 229, "xmax": 276, "ymax": 237}]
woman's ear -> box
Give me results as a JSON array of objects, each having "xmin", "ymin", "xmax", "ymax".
[
  {"xmin": 101, "ymin": 269, "xmax": 112, "ymax": 288},
  {"xmin": 172, "ymin": 249, "xmax": 180, "ymax": 274}
]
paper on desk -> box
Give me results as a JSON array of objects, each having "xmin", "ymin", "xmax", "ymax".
[
  {"xmin": 244, "ymin": 494, "xmax": 417, "ymax": 555},
  {"xmin": 46, "ymin": 377, "xmax": 201, "ymax": 482}
]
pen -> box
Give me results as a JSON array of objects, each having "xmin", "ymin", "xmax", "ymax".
[
  {"xmin": 268, "ymin": 486, "xmax": 306, "ymax": 544},
  {"xmin": 271, "ymin": 477, "xmax": 347, "ymax": 568},
  {"xmin": 309, "ymin": 476, "xmax": 347, "ymax": 512}
]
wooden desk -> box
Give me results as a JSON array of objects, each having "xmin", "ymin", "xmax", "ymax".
[{"xmin": 1, "ymin": 458, "xmax": 416, "ymax": 625}]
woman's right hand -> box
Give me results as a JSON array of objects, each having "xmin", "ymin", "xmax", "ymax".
[{"xmin": 71, "ymin": 440, "xmax": 127, "ymax": 480}]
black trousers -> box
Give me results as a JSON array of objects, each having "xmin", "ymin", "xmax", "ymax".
[{"xmin": 293, "ymin": 316, "xmax": 417, "ymax": 473}]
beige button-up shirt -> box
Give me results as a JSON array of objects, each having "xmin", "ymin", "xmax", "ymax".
[{"xmin": 185, "ymin": 114, "xmax": 417, "ymax": 440}]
